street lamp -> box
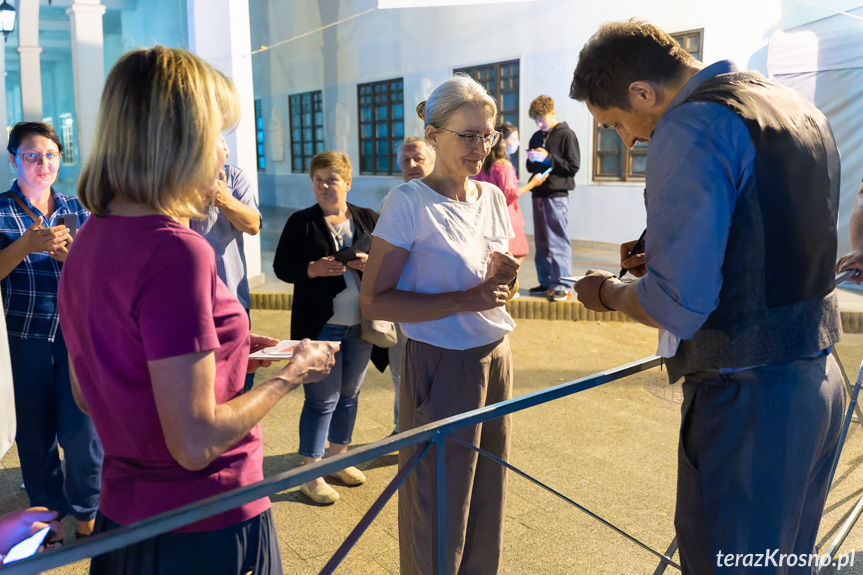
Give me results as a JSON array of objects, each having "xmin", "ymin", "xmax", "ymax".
[{"xmin": 0, "ymin": 1, "xmax": 15, "ymax": 40}]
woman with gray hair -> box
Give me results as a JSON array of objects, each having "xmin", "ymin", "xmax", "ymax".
[{"xmin": 361, "ymin": 74, "xmax": 518, "ymax": 574}]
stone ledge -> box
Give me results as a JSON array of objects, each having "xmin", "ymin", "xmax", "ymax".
[
  {"xmin": 251, "ymin": 293, "xmax": 636, "ymax": 324},
  {"xmin": 251, "ymin": 292, "xmax": 294, "ymax": 311},
  {"xmin": 250, "ymin": 293, "xmax": 863, "ymax": 333}
]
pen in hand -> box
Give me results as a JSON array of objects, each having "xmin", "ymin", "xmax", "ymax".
[{"xmin": 620, "ymin": 229, "xmax": 646, "ymax": 278}]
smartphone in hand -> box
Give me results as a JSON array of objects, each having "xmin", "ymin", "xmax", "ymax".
[
  {"xmin": 56, "ymin": 214, "xmax": 78, "ymax": 237},
  {"xmin": 2, "ymin": 526, "xmax": 50, "ymax": 564},
  {"xmin": 333, "ymin": 233, "xmax": 372, "ymax": 263}
]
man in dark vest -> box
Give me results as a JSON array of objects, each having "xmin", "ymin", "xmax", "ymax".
[{"xmin": 570, "ymin": 19, "xmax": 845, "ymax": 574}]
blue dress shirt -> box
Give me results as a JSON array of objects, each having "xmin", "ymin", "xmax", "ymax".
[{"xmin": 635, "ymin": 61, "xmax": 757, "ymax": 340}]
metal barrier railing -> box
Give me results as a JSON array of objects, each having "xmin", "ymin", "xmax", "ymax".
[{"xmin": 3, "ymin": 355, "xmax": 671, "ymax": 575}]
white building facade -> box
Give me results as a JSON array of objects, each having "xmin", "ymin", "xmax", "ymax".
[
  {"xmin": 250, "ymin": 0, "xmax": 863, "ymax": 252},
  {"xmin": 3, "ymin": 0, "xmax": 862, "ymax": 281},
  {"xmin": 2, "ymin": 0, "xmax": 263, "ymax": 281}
]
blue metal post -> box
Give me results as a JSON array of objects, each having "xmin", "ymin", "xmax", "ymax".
[{"xmin": 3, "ymin": 356, "xmax": 664, "ymax": 575}]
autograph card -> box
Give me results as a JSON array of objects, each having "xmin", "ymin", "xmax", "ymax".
[{"xmin": 249, "ymin": 340, "xmax": 301, "ymax": 360}]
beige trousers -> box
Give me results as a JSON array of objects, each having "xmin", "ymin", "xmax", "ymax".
[{"xmin": 398, "ymin": 336, "xmax": 513, "ymax": 575}]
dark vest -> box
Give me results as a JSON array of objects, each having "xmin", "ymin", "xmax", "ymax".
[{"xmin": 664, "ymin": 71, "xmax": 841, "ymax": 383}]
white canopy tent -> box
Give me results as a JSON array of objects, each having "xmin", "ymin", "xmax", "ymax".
[{"xmin": 768, "ymin": 6, "xmax": 863, "ymax": 259}]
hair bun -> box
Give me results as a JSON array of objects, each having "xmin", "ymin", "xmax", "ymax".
[{"xmin": 416, "ymin": 101, "xmax": 427, "ymax": 121}]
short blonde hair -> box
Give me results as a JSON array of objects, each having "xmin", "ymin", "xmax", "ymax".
[
  {"xmin": 308, "ymin": 151, "xmax": 352, "ymax": 181},
  {"xmin": 79, "ymin": 46, "xmax": 240, "ymax": 218}
]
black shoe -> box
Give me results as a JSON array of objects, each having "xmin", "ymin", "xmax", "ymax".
[{"xmin": 527, "ymin": 285, "xmax": 549, "ymax": 295}]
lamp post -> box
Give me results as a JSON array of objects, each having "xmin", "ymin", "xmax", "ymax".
[{"xmin": 0, "ymin": 1, "xmax": 15, "ymax": 39}]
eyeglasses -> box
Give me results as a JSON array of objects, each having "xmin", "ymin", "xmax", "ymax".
[
  {"xmin": 435, "ymin": 127, "xmax": 500, "ymax": 150},
  {"xmin": 17, "ymin": 152, "xmax": 62, "ymax": 165}
]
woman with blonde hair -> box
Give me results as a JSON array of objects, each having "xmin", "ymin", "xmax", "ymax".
[
  {"xmin": 361, "ymin": 73, "xmax": 519, "ymax": 574},
  {"xmin": 58, "ymin": 46, "xmax": 337, "ymax": 574}
]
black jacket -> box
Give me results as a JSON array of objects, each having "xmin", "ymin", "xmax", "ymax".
[
  {"xmin": 526, "ymin": 121, "xmax": 580, "ymax": 198},
  {"xmin": 273, "ymin": 202, "xmax": 379, "ymax": 340}
]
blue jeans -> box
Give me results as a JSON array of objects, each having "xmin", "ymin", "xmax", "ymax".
[
  {"xmin": 298, "ymin": 323, "xmax": 372, "ymax": 458},
  {"xmin": 8, "ymin": 330, "xmax": 103, "ymax": 521},
  {"xmin": 532, "ymin": 195, "xmax": 572, "ymax": 291}
]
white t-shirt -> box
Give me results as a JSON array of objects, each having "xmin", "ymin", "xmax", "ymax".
[{"xmin": 374, "ymin": 178, "xmax": 515, "ymax": 350}]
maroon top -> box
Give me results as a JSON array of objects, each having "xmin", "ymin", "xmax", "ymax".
[{"xmin": 59, "ymin": 214, "xmax": 269, "ymax": 532}]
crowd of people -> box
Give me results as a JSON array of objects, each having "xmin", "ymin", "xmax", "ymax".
[{"xmin": 0, "ymin": 16, "xmax": 860, "ymax": 575}]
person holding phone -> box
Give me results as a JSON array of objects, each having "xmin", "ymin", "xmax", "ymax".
[
  {"xmin": 0, "ymin": 122, "xmax": 102, "ymax": 542},
  {"xmin": 0, "ymin": 507, "xmax": 63, "ymax": 563},
  {"xmin": 273, "ymin": 151, "xmax": 379, "ymax": 505},
  {"xmin": 525, "ymin": 95, "xmax": 581, "ymax": 301},
  {"xmin": 57, "ymin": 47, "xmax": 338, "ymax": 573}
]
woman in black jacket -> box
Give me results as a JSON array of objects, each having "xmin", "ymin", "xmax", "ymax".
[{"xmin": 273, "ymin": 151, "xmax": 378, "ymax": 505}]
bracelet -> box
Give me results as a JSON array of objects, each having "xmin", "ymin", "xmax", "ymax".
[{"xmin": 598, "ymin": 275, "xmax": 618, "ymax": 312}]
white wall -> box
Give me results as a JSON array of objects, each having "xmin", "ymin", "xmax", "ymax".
[
  {"xmin": 251, "ymin": 0, "xmax": 858, "ymax": 244},
  {"xmin": 189, "ymin": 0, "xmax": 263, "ymax": 282}
]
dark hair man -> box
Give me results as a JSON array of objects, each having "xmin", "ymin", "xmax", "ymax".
[
  {"xmin": 525, "ymin": 95, "xmax": 580, "ymax": 301},
  {"xmin": 571, "ymin": 19, "xmax": 844, "ymax": 574}
]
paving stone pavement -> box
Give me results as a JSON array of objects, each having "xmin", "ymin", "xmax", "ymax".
[{"xmin": 5, "ymin": 314, "xmax": 863, "ymax": 573}]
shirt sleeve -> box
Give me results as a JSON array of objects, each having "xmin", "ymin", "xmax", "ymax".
[
  {"xmin": 373, "ymin": 186, "xmax": 417, "ymax": 251},
  {"xmin": 135, "ymin": 232, "xmax": 220, "ymax": 361},
  {"xmin": 548, "ymin": 129, "xmax": 580, "ymax": 177},
  {"xmin": 635, "ymin": 102, "xmax": 755, "ymax": 340},
  {"xmin": 228, "ymin": 166, "xmax": 261, "ymax": 214}
]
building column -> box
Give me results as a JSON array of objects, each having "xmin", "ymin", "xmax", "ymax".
[
  {"xmin": 188, "ymin": 0, "xmax": 262, "ymax": 286},
  {"xmin": 17, "ymin": 0, "xmax": 41, "ymax": 121},
  {"xmin": 67, "ymin": 1, "xmax": 106, "ymax": 164}
]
